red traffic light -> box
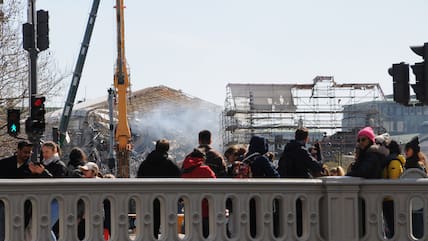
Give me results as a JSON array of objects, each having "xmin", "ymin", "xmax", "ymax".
[{"xmin": 32, "ymin": 96, "xmax": 45, "ymax": 107}]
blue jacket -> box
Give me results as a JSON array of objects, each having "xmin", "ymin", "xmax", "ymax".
[{"xmin": 246, "ymin": 136, "xmax": 279, "ymax": 178}]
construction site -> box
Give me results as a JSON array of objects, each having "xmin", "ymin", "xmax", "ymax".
[
  {"xmin": 45, "ymin": 85, "xmax": 221, "ymax": 177},
  {"xmin": 221, "ymin": 76, "xmax": 386, "ymax": 161}
]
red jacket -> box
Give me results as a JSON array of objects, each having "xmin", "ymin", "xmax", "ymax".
[
  {"xmin": 181, "ymin": 156, "xmax": 216, "ymax": 178},
  {"xmin": 181, "ymin": 155, "xmax": 215, "ymax": 218}
]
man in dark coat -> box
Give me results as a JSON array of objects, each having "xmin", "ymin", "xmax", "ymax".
[
  {"xmin": 137, "ymin": 139, "xmax": 181, "ymax": 178},
  {"xmin": 0, "ymin": 140, "xmax": 33, "ymax": 178},
  {"xmin": 0, "ymin": 140, "xmax": 33, "ymax": 240},
  {"xmin": 137, "ymin": 139, "xmax": 181, "ymax": 239},
  {"xmin": 278, "ymin": 128, "xmax": 323, "ymax": 178},
  {"xmin": 198, "ymin": 130, "xmax": 227, "ymax": 177}
]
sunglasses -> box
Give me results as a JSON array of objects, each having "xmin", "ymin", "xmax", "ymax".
[{"xmin": 357, "ymin": 137, "xmax": 368, "ymax": 143}]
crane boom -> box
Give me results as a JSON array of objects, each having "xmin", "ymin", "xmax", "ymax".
[
  {"xmin": 114, "ymin": 0, "xmax": 131, "ymax": 177},
  {"xmin": 58, "ymin": 0, "xmax": 101, "ymax": 146}
]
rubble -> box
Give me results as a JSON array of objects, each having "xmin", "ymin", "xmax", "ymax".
[{"xmin": 45, "ymin": 85, "xmax": 222, "ymax": 177}]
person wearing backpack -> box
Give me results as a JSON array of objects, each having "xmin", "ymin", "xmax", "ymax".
[
  {"xmin": 382, "ymin": 140, "xmax": 405, "ymax": 179},
  {"xmin": 382, "ymin": 139, "xmax": 406, "ymax": 238},
  {"xmin": 245, "ymin": 136, "xmax": 280, "ymax": 178}
]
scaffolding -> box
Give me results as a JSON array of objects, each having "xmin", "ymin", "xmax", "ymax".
[{"xmin": 221, "ymin": 76, "xmax": 385, "ymax": 152}]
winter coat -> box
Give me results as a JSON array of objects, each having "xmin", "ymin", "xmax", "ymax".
[
  {"xmin": 347, "ymin": 145, "xmax": 386, "ymax": 179},
  {"xmin": 181, "ymin": 155, "xmax": 216, "ymax": 179},
  {"xmin": 181, "ymin": 154, "xmax": 215, "ymax": 218},
  {"xmin": 66, "ymin": 155, "xmax": 86, "ymax": 177},
  {"xmin": 137, "ymin": 150, "xmax": 181, "ymax": 178},
  {"xmin": 66, "ymin": 164, "xmax": 83, "ymax": 178},
  {"xmin": 382, "ymin": 154, "xmax": 406, "ymax": 179},
  {"xmin": 278, "ymin": 140, "xmax": 323, "ymax": 178},
  {"xmin": 198, "ymin": 145, "xmax": 227, "ymax": 177},
  {"xmin": 246, "ymin": 136, "xmax": 279, "ymax": 178},
  {"xmin": 0, "ymin": 155, "xmax": 31, "ymax": 178},
  {"xmin": 34, "ymin": 155, "xmax": 67, "ymax": 178},
  {"xmin": 405, "ymin": 155, "xmax": 423, "ymax": 170}
]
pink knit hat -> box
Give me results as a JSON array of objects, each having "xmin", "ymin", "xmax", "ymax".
[{"xmin": 358, "ymin": 127, "xmax": 375, "ymax": 143}]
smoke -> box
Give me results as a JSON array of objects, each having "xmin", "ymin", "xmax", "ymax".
[{"xmin": 129, "ymin": 102, "xmax": 222, "ymax": 165}]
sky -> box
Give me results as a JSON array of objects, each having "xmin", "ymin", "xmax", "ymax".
[{"xmin": 33, "ymin": 0, "xmax": 428, "ymax": 107}]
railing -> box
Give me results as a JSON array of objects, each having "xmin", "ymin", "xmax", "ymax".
[{"xmin": 0, "ymin": 177, "xmax": 427, "ymax": 241}]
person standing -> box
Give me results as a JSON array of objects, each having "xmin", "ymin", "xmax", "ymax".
[
  {"xmin": 404, "ymin": 136, "xmax": 425, "ymax": 171},
  {"xmin": 79, "ymin": 162, "xmax": 100, "ymax": 178},
  {"xmin": 198, "ymin": 130, "xmax": 227, "ymax": 177},
  {"xmin": 404, "ymin": 136, "xmax": 425, "ymax": 239},
  {"xmin": 382, "ymin": 139, "xmax": 406, "ymax": 238},
  {"xmin": 0, "ymin": 141, "xmax": 33, "ymax": 178},
  {"xmin": 278, "ymin": 128, "xmax": 323, "ymax": 178},
  {"xmin": 0, "ymin": 141, "xmax": 33, "ymax": 241},
  {"xmin": 244, "ymin": 136, "xmax": 279, "ymax": 178},
  {"xmin": 28, "ymin": 141, "xmax": 66, "ymax": 178},
  {"xmin": 137, "ymin": 139, "xmax": 181, "ymax": 178},
  {"xmin": 346, "ymin": 127, "xmax": 386, "ymax": 178},
  {"xmin": 181, "ymin": 148, "xmax": 215, "ymax": 238},
  {"xmin": 67, "ymin": 147, "xmax": 87, "ymax": 177},
  {"xmin": 28, "ymin": 141, "xmax": 66, "ymax": 241},
  {"xmin": 137, "ymin": 139, "xmax": 181, "ymax": 239}
]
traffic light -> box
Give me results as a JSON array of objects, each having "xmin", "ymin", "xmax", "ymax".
[
  {"xmin": 36, "ymin": 10, "xmax": 49, "ymax": 51},
  {"xmin": 30, "ymin": 95, "xmax": 46, "ymax": 134},
  {"xmin": 410, "ymin": 42, "xmax": 428, "ymax": 105},
  {"xmin": 7, "ymin": 109, "xmax": 20, "ymax": 137},
  {"xmin": 22, "ymin": 23, "xmax": 35, "ymax": 51},
  {"xmin": 388, "ymin": 62, "xmax": 410, "ymax": 105}
]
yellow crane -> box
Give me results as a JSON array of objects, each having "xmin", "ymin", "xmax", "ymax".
[{"xmin": 114, "ymin": 0, "xmax": 131, "ymax": 177}]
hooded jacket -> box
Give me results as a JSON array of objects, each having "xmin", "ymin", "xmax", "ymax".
[
  {"xmin": 278, "ymin": 140, "xmax": 323, "ymax": 178},
  {"xmin": 181, "ymin": 152, "xmax": 216, "ymax": 179},
  {"xmin": 246, "ymin": 136, "xmax": 279, "ymax": 178},
  {"xmin": 137, "ymin": 150, "xmax": 181, "ymax": 178},
  {"xmin": 181, "ymin": 150, "xmax": 215, "ymax": 219},
  {"xmin": 347, "ymin": 145, "xmax": 386, "ymax": 179}
]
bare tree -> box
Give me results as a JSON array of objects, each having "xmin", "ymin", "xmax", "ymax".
[{"xmin": 0, "ymin": 0, "xmax": 67, "ymax": 153}]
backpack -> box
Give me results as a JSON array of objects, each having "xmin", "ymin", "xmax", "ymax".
[
  {"xmin": 233, "ymin": 153, "xmax": 260, "ymax": 178},
  {"xmin": 382, "ymin": 154, "xmax": 405, "ymax": 179}
]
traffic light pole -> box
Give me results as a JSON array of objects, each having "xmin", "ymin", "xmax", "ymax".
[{"xmin": 26, "ymin": 0, "xmax": 41, "ymax": 163}]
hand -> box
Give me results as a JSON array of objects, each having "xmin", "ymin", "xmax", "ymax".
[{"xmin": 29, "ymin": 162, "xmax": 45, "ymax": 174}]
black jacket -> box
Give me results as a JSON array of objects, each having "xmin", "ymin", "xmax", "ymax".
[
  {"xmin": 137, "ymin": 150, "xmax": 181, "ymax": 178},
  {"xmin": 346, "ymin": 145, "xmax": 386, "ymax": 179},
  {"xmin": 32, "ymin": 156, "xmax": 67, "ymax": 178},
  {"xmin": 246, "ymin": 136, "xmax": 279, "ymax": 178},
  {"xmin": 278, "ymin": 140, "xmax": 323, "ymax": 178},
  {"xmin": 0, "ymin": 155, "xmax": 31, "ymax": 178}
]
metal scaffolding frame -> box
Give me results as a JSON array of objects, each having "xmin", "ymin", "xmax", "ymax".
[{"xmin": 221, "ymin": 76, "xmax": 385, "ymax": 151}]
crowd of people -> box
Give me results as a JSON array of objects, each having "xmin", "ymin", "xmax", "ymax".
[{"xmin": 0, "ymin": 127, "xmax": 426, "ymax": 239}]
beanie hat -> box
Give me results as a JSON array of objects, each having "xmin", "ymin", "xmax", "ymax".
[
  {"xmin": 405, "ymin": 136, "xmax": 420, "ymax": 153},
  {"xmin": 358, "ymin": 127, "xmax": 376, "ymax": 144}
]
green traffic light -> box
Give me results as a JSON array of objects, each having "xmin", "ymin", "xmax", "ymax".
[{"xmin": 10, "ymin": 124, "xmax": 17, "ymax": 133}]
